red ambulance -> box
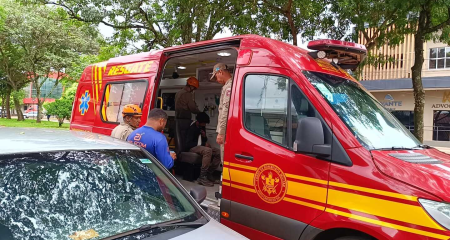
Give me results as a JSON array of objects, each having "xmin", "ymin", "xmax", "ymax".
[{"xmin": 71, "ymin": 35, "xmax": 450, "ymax": 240}]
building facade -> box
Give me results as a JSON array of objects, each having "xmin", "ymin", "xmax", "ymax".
[
  {"xmin": 358, "ymin": 29, "xmax": 450, "ymax": 142},
  {"xmin": 22, "ymin": 77, "xmax": 63, "ymax": 112}
]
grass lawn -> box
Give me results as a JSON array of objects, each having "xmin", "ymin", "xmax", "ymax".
[{"xmin": 0, "ymin": 118, "xmax": 69, "ymax": 129}]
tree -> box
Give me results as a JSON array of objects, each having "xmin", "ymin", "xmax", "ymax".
[
  {"xmin": 65, "ymin": 44, "xmax": 121, "ymax": 82},
  {"xmin": 1, "ymin": 1, "xmax": 100, "ymax": 123},
  {"xmin": 407, "ymin": 0, "xmax": 450, "ymax": 142},
  {"xmin": 44, "ymin": 83, "xmax": 77, "ymax": 127},
  {"xmin": 328, "ymin": 0, "xmax": 411, "ymax": 51},
  {"xmin": 44, "ymin": 98, "xmax": 72, "ymax": 127},
  {"xmin": 328, "ymin": 0, "xmax": 450, "ymax": 142},
  {"xmin": 231, "ymin": 0, "xmax": 329, "ymax": 46},
  {"xmin": 24, "ymin": 0, "xmax": 244, "ymax": 52},
  {"xmin": 0, "ymin": 2, "xmax": 29, "ymax": 120},
  {"xmin": 0, "ymin": 78, "xmax": 10, "ymax": 118}
]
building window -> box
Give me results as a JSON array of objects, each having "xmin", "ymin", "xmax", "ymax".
[
  {"xmin": 391, "ymin": 111, "xmax": 414, "ymax": 133},
  {"xmin": 433, "ymin": 110, "xmax": 450, "ymax": 141},
  {"xmin": 31, "ymin": 78, "xmax": 63, "ymax": 99},
  {"xmin": 429, "ymin": 47, "xmax": 450, "ymax": 69},
  {"xmin": 101, "ymin": 81, "xmax": 147, "ymax": 123}
]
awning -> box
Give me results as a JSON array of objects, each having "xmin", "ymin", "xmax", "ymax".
[{"xmin": 360, "ymin": 76, "xmax": 450, "ymax": 91}]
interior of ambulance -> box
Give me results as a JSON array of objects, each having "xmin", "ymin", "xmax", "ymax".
[
  {"xmin": 153, "ymin": 46, "xmax": 320, "ymax": 186},
  {"xmin": 155, "ymin": 47, "xmax": 238, "ymax": 187}
]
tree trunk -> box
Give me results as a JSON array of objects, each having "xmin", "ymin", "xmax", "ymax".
[
  {"xmin": 36, "ymin": 97, "xmax": 42, "ymax": 123},
  {"xmin": 1, "ymin": 94, "xmax": 4, "ymax": 118},
  {"xmin": 286, "ymin": 12, "xmax": 297, "ymax": 46},
  {"xmin": 12, "ymin": 95, "xmax": 24, "ymax": 121},
  {"xmin": 5, "ymin": 90, "xmax": 11, "ymax": 119},
  {"xmin": 411, "ymin": 32, "xmax": 425, "ymax": 142},
  {"xmin": 35, "ymin": 84, "xmax": 42, "ymax": 123},
  {"xmin": 58, "ymin": 117, "xmax": 64, "ymax": 127}
]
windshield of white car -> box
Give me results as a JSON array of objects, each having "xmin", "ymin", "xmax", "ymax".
[
  {"xmin": 303, "ymin": 70, "xmax": 421, "ymax": 150},
  {"xmin": 0, "ymin": 150, "xmax": 203, "ymax": 240}
]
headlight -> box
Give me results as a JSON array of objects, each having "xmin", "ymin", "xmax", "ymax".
[{"xmin": 419, "ymin": 199, "xmax": 450, "ymax": 230}]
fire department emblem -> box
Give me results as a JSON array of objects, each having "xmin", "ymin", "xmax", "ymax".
[{"xmin": 254, "ymin": 164, "xmax": 287, "ymax": 204}]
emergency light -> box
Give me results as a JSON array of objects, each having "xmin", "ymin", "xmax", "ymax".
[{"xmin": 307, "ymin": 39, "xmax": 367, "ymax": 70}]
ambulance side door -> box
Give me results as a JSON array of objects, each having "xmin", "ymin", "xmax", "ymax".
[{"xmin": 221, "ymin": 67, "xmax": 330, "ymax": 240}]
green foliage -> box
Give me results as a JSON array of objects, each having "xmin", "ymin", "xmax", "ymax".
[
  {"xmin": 62, "ymin": 83, "xmax": 78, "ymax": 102},
  {"xmin": 0, "ymin": 118, "xmax": 69, "ymax": 128},
  {"xmin": 10, "ymin": 90, "xmax": 25, "ymax": 108},
  {"xmin": 326, "ymin": 0, "xmax": 450, "ymax": 142},
  {"xmin": 0, "ymin": 0, "xmax": 100, "ymax": 122},
  {"xmin": 44, "ymin": 99, "xmax": 72, "ymax": 127},
  {"xmin": 64, "ymin": 44, "xmax": 121, "ymax": 81},
  {"xmin": 228, "ymin": 0, "xmax": 329, "ymax": 46},
  {"xmin": 327, "ymin": 0, "xmax": 412, "ymax": 50},
  {"xmin": 44, "ymin": 83, "xmax": 77, "ymax": 127},
  {"xmin": 22, "ymin": 0, "xmax": 245, "ymax": 51}
]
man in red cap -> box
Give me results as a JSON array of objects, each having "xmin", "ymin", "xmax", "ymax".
[{"xmin": 210, "ymin": 63, "xmax": 233, "ymax": 163}]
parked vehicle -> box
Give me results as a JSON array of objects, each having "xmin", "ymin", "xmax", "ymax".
[
  {"xmin": 24, "ymin": 111, "xmax": 43, "ymax": 119},
  {"xmin": 70, "ymin": 35, "xmax": 450, "ymax": 240},
  {"xmin": 0, "ymin": 128, "xmax": 247, "ymax": 240}
]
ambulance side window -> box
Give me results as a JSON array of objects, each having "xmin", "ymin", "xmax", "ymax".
[
  {"xmin": 101, "ymin": 81, "xmax": 147, "ymax": 123},
  {"xmin": 244, "ymin": 75, "xmax": 289, "ymax": 146}
]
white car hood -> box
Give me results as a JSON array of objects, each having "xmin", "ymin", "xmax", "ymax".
[{"xmin": 170, "ymin": 220, "xmax": 247, "ymax": 240}]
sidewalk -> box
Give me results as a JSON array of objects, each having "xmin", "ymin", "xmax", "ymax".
[{"xmin": 432, "ymin": 146, "xmax": 450, "ymax": 154}]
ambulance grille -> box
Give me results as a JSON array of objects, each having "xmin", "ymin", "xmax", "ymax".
[{"xmin": 388, "ymin": 153, "xmax": 442, "ymax": 164}]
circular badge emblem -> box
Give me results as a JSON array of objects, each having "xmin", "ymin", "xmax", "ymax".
[{"xmin": 254, "ymin": 164, "xmax": 287, "ymax": 204}]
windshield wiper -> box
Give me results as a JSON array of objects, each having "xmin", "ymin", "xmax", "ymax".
[
  {"xmin": 372, "ymin": 146, "xmax": 415, "ymax": 151},
  {"xmin": 101, "ymin": 217, "xmax": 207, "ymax": 240},
  {"xmin": 138, "ymin": 218, "xmax": 206, "ymax": 231}
]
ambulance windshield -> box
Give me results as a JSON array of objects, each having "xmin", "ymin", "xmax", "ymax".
[{"xmin": 303, "ymin": 71, "xmax": 421, "ymax": 150}]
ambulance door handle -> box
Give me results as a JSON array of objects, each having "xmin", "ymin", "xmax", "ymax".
[{"xmin": 235, "ymin": 154, "xmax": 253, "ymax": 161}]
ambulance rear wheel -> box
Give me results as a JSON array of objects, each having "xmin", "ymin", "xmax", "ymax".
[{"xmin": 335, "ymin": 236, "xmax": 371, "ymax": 240}]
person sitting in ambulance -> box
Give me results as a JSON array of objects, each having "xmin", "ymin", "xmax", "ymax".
[
  {"xmin": 185, "ymin": 112, "xmax": 221, "ymax": 187},
  {"xmin": 175, "ymin": 76, "xmax": 201, "ymax": 120},
  {"xmin": 110, "ymin": 104, "xmax": 142, "ymax": 141}
]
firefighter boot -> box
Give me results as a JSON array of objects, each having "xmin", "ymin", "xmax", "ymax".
[{"xmin": 198, "ymin": 172, "xmax": 214, "ymax": 187}]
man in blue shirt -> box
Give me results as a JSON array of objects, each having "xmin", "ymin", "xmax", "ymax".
[{"xmin": 127, "ymin": 109, "xmax": 176, "ymax": 169}]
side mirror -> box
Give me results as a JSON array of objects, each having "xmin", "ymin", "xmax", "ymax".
[
  {"xmin": 190, "ymin": 186, "xmax": 207, "ymax": 204},
  {"xmin": 294, "ymin": 117, "xmax": 331, "ymax": 157}
]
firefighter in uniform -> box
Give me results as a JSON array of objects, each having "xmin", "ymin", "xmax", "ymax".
[
  {"xmin": 111, "ymin": 104, "xmax": 142, "ymax": 141},
  {"xmin": 211, "ymin": 63, "xmax": 233, "ymax": 163},
  {"xmin": 175, "ymin": 76, "xmax": 201, "ymax": 120}
]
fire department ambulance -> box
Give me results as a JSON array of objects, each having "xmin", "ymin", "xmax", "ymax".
[{"xmin": 70, "ymin": 35, "xmax": 450, "ymax": 240}]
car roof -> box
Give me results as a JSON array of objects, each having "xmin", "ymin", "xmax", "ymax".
[{"xmin": 0, "ymin": 128, "xmax": 140, "ymax": 155}]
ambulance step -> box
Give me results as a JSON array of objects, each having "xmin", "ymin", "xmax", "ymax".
[{"xmin": 200, "ymin": 197, "xmax": 220, "ymax": 221}]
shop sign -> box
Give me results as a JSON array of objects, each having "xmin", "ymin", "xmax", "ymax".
[
  {"xmin": 381, "ymin": 94, "xmax": 402, "ymax": 110},
  {"xmin": 432, "ymin": 91, "xmax": 450, "ymax": 108}
]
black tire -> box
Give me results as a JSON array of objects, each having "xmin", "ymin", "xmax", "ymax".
[{"xmin": 335, "ymin": 236, "xmax": 372, "ymax": 240}]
